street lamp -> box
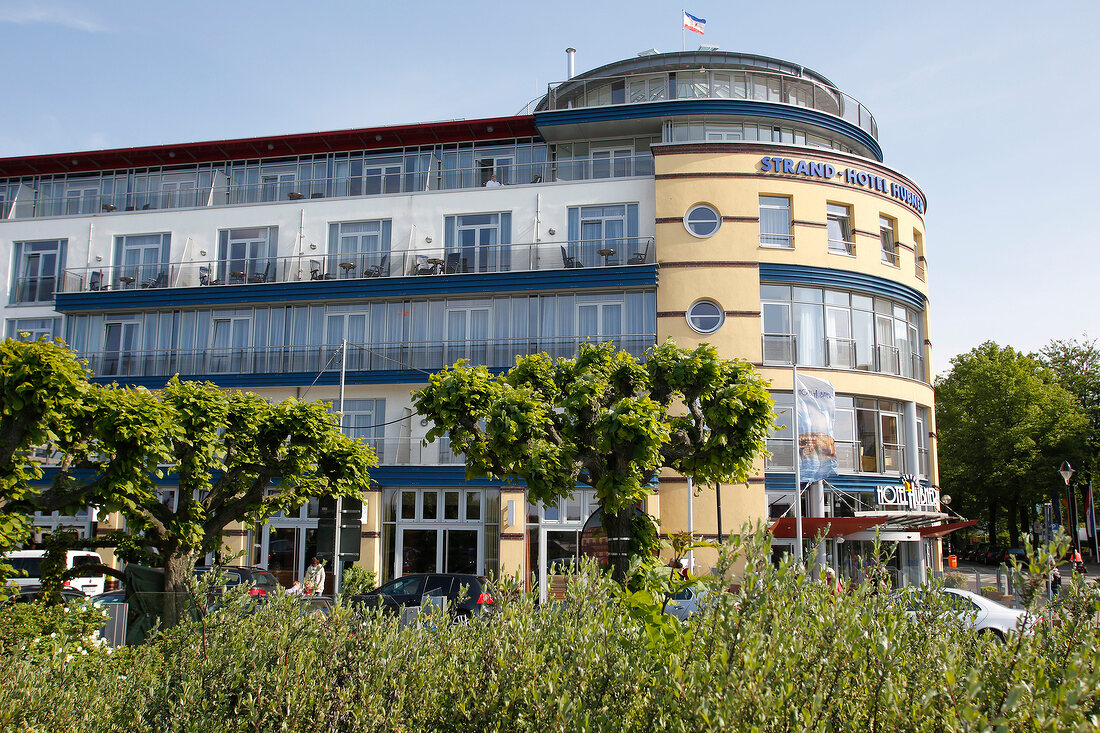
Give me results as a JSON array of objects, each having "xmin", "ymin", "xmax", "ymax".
[{"xmin": 1059, "ymin": 461, "xmax": 1076, "ymax": 551}]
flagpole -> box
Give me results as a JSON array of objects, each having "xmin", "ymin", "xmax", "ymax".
[
  {"xmin": 792, "ymin": 338, "xmax": 804, "ymax": 564},
  {"xmin": 682, "ymin": 9, "xmax": 686, "ymax": 51},
  {"xmin": 1091, "ymin": 479, "xmax": 1098, "ymax": 563}
]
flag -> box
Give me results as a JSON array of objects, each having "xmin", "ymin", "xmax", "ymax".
[
  {"xmin": 795, "ymin": 374, "xmax": 837, "ymax": 481},
  {"xmin": 683, "ymin": 11, "xmax": 706, "ymax": 35}
]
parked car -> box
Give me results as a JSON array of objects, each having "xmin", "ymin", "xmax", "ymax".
[
  {"xmin": 194, "ymin": 565, "xmax": 281, "ymax": 597},
  {"xmin": 998, "ymin": 548, "xmax": 1027, "ymax": 566},
  {"xmin": 2, "ymin": 550, "xmax": 107, "ymax": 595},
  {"xmin": 663, "ymin": 585, "xmax": 708, "ymax": 622},
  {"xmin": 350, "ymin": 573, "xmax": 495, "ymax": 622},
  {"xmin": 982, "ymin": 547, "xmax": 1004, "ymax": 566},
  {"xmin": 1, "ymin": 584, "xmax": 89, "ymax": 606},
  {"xmin": 90, "ymin": 588, "xmax": 127, "ymax": 606},
  {"xmin": 903, "ymin": 587, "xmax": 1029, "ymax": 640}
]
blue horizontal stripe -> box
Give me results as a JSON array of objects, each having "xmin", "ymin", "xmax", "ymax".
[
  {"xmin": 535, "ymin": 99, "xmax": 882, "ymax": 161},
  {"xmin": 56, "ymin": 265, "xmax": 659, "ymax": 313},
  {"xmin": 758, "ymin": 263, "xmax": 925, "ymax": 310},
  {"xmin": 90, "ymin": 368, "xmax": 441, "ymax": 389}
]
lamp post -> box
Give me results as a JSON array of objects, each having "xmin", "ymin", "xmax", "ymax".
[{"xmin": 1059, "ymin": 461, "xmax": 1076, "ymax": 551}]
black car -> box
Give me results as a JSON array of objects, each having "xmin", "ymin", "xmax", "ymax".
[
  {"xmin": 194, "ymin": 566, "xmax": 281, "ymax": 597},
  {"xmin": 351, "ymin": 573, "xmax": 495, "ymax": 621}
]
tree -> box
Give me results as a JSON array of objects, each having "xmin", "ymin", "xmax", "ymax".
[
  {"xmin": 2, "ymin": 338, "xmax": 377, "ymax": 626},
  {"xmin": 935, "ymin": 342, "xmax": 1086, "ymax": 546},
  {"xmin": 1040, "ymin": 336, "xmax": 1100, "ymax": 478},
  {"xmin": 411, "ymin": 340, "xmax": 775, "ymax": 581}
]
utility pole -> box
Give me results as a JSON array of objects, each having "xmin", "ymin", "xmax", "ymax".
[{"xmin": 332, "ymin": 339, "xmax": 347, "ymax": 597}]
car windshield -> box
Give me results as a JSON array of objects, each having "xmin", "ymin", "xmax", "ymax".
[
  {"xmin": 250, "ymin": 571, "xmax": 279, "ymax": 589},
  {"xmin": 380, "ymin": 576, "xmax": 425, "ymax": 596},
  {"xmin": 72, "ymin": 555, "xmax": 101, "ymax": 568}
]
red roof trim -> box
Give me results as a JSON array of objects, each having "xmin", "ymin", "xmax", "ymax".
[
  {"xmin": 916, "ymin": 520, "xmax": 978, "ymax": 538},
  {"xmin": 0, "ymin": 116, "xmax": 539, "ymax": 178},
  {"xmin": 768, "ymin": 517, "xmax": 888, "ymax": 539}
]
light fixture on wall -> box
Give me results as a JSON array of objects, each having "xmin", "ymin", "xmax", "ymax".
[
  {"xmin": 199, "ymin": 249, "xmax": 207, "ymax": 257},
  {"xmin": 94, "ymin": 255, "xmax": 102, "ymax": 262},
  {"xmin": 547, "ymin": 227, "xmax": 556, "ymax": 235},
  {"xmin": 425, "ymin": 236, "xmax": 433, "ymax": 244},
  {"xmin": 419, "ymin": 418, "xmax": 430, "ymax": 427},
  {"xmin": 309, "ymin": 243, "xmax": 317, "ymax": 250}
]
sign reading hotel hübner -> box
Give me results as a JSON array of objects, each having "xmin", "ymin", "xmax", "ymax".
[
  {"xmin": 759, "ymin": 156, "xmax": 925, "ymax": 214},
  {"xmin": 876, "ymin": 474, "xmax": 939, "ymax": 511}
]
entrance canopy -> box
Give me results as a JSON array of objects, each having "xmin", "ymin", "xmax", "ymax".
[
  {"xmin": 769, "ymin": 517, "xmax": 887, "ymax": 539},
  {"xmin": 916, "ymin": 520, "xmax": 978, "ymax": 538}
]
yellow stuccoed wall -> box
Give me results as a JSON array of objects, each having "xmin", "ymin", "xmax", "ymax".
[{"xmin": 649, "ymin": 144, "xmax": 937, "ymax": 573}]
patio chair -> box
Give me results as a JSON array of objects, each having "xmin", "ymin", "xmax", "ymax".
[
  {"xmin": 628, "ymin": 241, "xmax": 651, "ymax": 265},
  {"xmin": 560, "ymin": 245, "xmax": 582, "ymax": 269},
  {"xmin": 363, "ymin": 254, "xmax": 388, "ymax": 278}
]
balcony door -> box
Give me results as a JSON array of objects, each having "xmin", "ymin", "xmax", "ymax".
[
  {"xmin": 445, "ymin": 213, "xmax": 511, "ymax": 274},
  {"xmin": 102, "ymin": 321, "xmax": 139, "ymax": 377},
  {"xmin": 446, "ymin": 303, "xmax": 490, "ymax": 365},
  {"xmin": 209, "ymin": 316, "xmax": 251, "ymax": 373},
  {"xmin": 115, "ymin": 233, "xmax": 169, "ymax": 289},
  {"xmin": 218, "ymin": 227, "xmax": 277, "ymax": 284},
  {"xmin": 591, "ymin": 147, "xmax": 632, "ymax": 179},
  {"xmin": 577, "ymin": 299, "xmax": 623, "ymax": 349}
]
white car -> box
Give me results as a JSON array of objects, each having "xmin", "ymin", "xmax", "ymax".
[
  {"xmin": 908, "ymin": 587, "xmax": 1029, "ymax": 640},
  {"xmin": 663, "ymin": 586, "xmax": 708, "ymax": 622},
  {"xmin": 3, "ymin": 550, "xmax": 106, "ymax": 596}
]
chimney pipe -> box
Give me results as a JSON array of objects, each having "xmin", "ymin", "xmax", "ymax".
[{"xmin": 566, "ymin": 47, "xmax": 576, "ymax": 79}]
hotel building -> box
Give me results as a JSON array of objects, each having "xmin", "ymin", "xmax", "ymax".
[{"xmin": 2, "ymin": 48, "xmax": 946, "ymax": 594}]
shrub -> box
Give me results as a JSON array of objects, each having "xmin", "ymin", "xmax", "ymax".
[
  {"xmin": 944, "ymin": 571, "xmax": 968, "ymax": 589},
  {"xmin": 981, "ymin": 585, "xmax": 999, "ymax": 598},
  {"xmin": 0, "ymin": 598, "xmax": 110, "ymax": 657},
  {"xmin": 340, "ymin": 564, "xmax": 377, "ymax": 597}
]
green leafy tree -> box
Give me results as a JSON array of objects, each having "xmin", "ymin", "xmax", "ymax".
[
  {"xmin": 2, "ymin": 338, "xmax": 377, "ymax": 626},
  {"xmin": 412, "ymin": 340, "xmax": 774, "ymax": 581},
  {"xmin": 936, "ymin": 342, "xmax": 1086, "ymax": 546},
  {"xmin": 1040, "ymin": 336, "xmax": 1100, "ymax": 478}
]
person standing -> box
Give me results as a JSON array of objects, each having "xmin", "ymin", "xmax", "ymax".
[{"xmin": 304, "ymin": 557, "xmax": 326, "ymax": 596}]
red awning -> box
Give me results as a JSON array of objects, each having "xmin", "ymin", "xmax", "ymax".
[
  {"xmin": 768, "ymin": 517, "xmax": 888, "ymax": 538},
  {"xmin": 916, "ymin": 520, "xmax": 979, "ymax": 538}
]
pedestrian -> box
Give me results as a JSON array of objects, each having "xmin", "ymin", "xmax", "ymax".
[
  {"xmin": 286, "ymin": 580, "xmax": 304, "ymax": 596},
  {"xmin": 824, "ymin": 566, "xmax": 842, "ymax": 595},
  {"xmin": 304, "ymin": 556, "xmax": 325, "ymax": 596},
  {"xmin": 1052, "ymin": 566, "xmax": 1062, "ymax": 596}
]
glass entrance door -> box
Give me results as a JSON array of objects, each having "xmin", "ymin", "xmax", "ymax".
[{"xmin": 398, "ymin": 527, "xmax": 483, "ymax": 575}]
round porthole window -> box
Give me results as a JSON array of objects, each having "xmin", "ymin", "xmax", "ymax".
[
  {"xmin": 684, "ymin": 204, "xmax": 721, "ymax": 238},
  {"xmin": 687, "ymin": 299, "xmax": 725, "ymax": 334}
]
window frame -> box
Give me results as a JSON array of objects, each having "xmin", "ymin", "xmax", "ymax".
[
  {"xmin": 684, "ymin": 204, "xmax": 721, "ymax": 238},
  {"xmin": 686, "ymin": 299, "xmax": 725, "ymax": 334},
  {"xmin": 826, "ymin": 203, "xmax": 855, "ymax": 256},
  {"xmin": 759, "ymin": 195, "xmax": 793, "ymax": 249}
]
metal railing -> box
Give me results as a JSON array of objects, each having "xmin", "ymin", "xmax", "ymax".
[
  {"xmin": 828, "ymin": 240, "xmax": 856, "ymax": 256},
  {"xmin": 880, "ymin": 248, "xmax": 900, "ymax": 267},
  {"xmin": 81, "ymin": 334, "xmax": 657, "ymax": 379},
  {"xmin": 542, "ymin": 67, "xmax": 878, "ymax": 139},
  {"xmin": 57, "ymin": 238, "xmax": 656, "ymax": 294},
  {"xmin": 915, "ymin": 256, "xmax": 927, "ymax": 281},
  {"xmin": 2, "ymin": 156, "xmax": 655, "ymax": 220},
  {"xmin": 765, "ymin": 438, "xmax": 888, "ymax": 475},
  {"xmin": 761, "ymin": 334, "xmax": 926, "ymax": 383},
  {"xmin": 8, "ymin": 276, "xmax": 57, "ymax": 304}
]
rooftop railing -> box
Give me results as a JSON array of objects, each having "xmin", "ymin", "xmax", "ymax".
[
  {"xmin": 541, "ymin": 67, "xmax": 878, "ymax": 139},
  {"xmin": 82, "ymin": 334, "xmax": 657, "ymax": 380},
  {"xmin": 1, "ymin": 156, "xmax": 654, "ymax": 220},
  {"xmin": 57, "ymin": 238, "xmax": 656, "ymax": 295}
]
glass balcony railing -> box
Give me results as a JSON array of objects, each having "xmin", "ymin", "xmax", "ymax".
[
  {"xmin": 57, "ymin": 238, "xmax": 656, "ymax": 294},
  {"xmin": 82, "ymin": 334, "xmax": 657, "ymax": 379},
  {"xmin": 540, "ymin": 67, "xmax": 878, "ymax": 140},
  {"xmin": 761, "ymin": 334, "xmax": 926, "ymax": 383},
  {"xmin": 1, "ymin": 156, "xmax": 654, "ymax": 220}
]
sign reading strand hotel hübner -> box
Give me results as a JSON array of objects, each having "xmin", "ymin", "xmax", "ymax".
[
  {"xmin": 759, "ymin": 156, "xmax": 925, "ymax": 214},
  {"xmin": 876, "ymin": 474, "xmax": 939, "ymax": 512}
]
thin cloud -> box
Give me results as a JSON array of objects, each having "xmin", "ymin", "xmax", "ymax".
[{"xmin": 0, "ymin": 4, "xmax": 108, "ymax": 33}]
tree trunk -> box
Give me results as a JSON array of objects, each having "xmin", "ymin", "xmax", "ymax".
[
  {"xmin": 1006, "ymin": 499, "xmax": 1019, "ymax": 547},
  {"xmin": 162, "ymin": 550, "xmax": 196, "ymax": 629},
  {"xmin": 603, "ymin": 507, "xmax": 635, "ymax": 584}
]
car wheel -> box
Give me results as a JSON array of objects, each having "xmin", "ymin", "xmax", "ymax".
[{"xmin": 978, "ymin": 627, "xmax": 1005, "ymax": 642}]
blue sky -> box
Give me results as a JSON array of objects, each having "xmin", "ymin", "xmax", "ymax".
[{"xmin": 2, "ymin": 0, "xmax": 1097, "ymax": 372}]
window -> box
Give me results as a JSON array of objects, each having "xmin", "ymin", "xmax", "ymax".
[
  {"xmin": 327, "ymin": 220, "xmax": 391, "ymax": 279},
  {"xmin": 914, "ymin": 229, "xmax": 926, "ymax": 281},
  {"xmin": 826, "ymin": 203, "xmax": 854, "ymax": 255},
  {"xmin": 684, "ymin": 204, "xmax": 721, "ymax": 238},
  {"xmin": 217, "ymin": 227, "xmax": 278, "ymax": 284},
  {"xmin": 567, "ymin": 204, "xmax": 639, "ymax": 267},
  {"xmin": 209, "ymin": 314, "xmax": 251, "ymax": 373},
  {"xmin": 880, "ymin": 215, "xmax": 898, "ymax": 266},
  {"xmin": 332, "ymin": 399, "xmax": 386, "ymax": 460},
  {"xmin": 444, "ymin": 213, "xmax": 512, "ymax": 273},
  {"xmin": 687, "ymin": 299, "xmax": 724, "ymax": 334},
  {"xmin": 101, "ymin": 320, "xmax": 140, "ymax": 377},
  {"xmin": 6, "ymin": 317, "xmax": 60, "ymax": 341},
  {"xmin": 759, "ymin": 196, "xmax": 792, "ymax": 248},
  {"xmin": 760, "ymin": 284, "xmax": 925, "ymax": 380},
  {"xmin": 578, "ymin": 295, "xmax": 624, "ymax": 346},
  {"xmin": 10, "ymin": 239, "xmax": 65, "ymax": 304},
  {"xmin": 114, "ymin": 233, "xmax": 170, "ymax": 289}
]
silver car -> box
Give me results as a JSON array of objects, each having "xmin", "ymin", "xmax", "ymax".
[
  {"xmin": 908, "ymin": 587, "xmax": 1029, "ymax": 640},
  {"xmin": 663, "ymin": 586, "xmax": 707, "ymax": 622}
]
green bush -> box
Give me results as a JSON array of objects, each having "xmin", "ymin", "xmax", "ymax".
[
  {"xmin": 340, "ymin": 564, "xmax": 378, "ymax": 597},
  {"xmin": 981, "ymin": 585, "xmax": 999, "ymax": 598},
  {"xmin": 0, "ymin": 598, "xmax": 110, "ymax": 657},
  {"xmin": 943, "ymin": 571, "xmax": 968, "ymax": 589},
  {"xmin": 1, "ymin": 535, "xmax": 1098, "ymax": 732}
]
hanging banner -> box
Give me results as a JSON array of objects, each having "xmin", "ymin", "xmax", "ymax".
[{"xmin": 796, "ymin": 374, "xmax": 837, "ymax": 481}]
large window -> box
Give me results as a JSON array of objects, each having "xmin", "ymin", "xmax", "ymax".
[
  {"xmin": 10, "ymin": 239, "xmax": 65, "ymax": 304},
  {"xmin": 761, "ymin": 284, "xmax": 925, "ymax": 381},
  {"xmin": 880, "ymin": 215, "xmax": 898, "ymax": 266},
  {"xmin": 5, "ymin": 317, "xmax": 61, "ymax": 341},
  {"xmin": 217, "ymin": 227, "xmax": 278, "ymax": 284},
  {"xmin": 326, "ymin": 220, "xmax": 391, "ymax": 279},
  {"xmin": 567, "ymin": 203, "xmax": 639, "ymax": 267},
  {"xmin": 767, "ymin": 393, "xmax": 908, "ymax": 475},
  {"xmin": 444, "ymin": 213, "xmax": 512, "ymax": 273},
  {"xmin": 114, "ymin": 233, "xmax": 171, "ymax": 289},
  {"xmin": 759, "ymin": 196, "xmax": 792, "ymax": 248},
  {"xmin": 331, "ymin": 398, "xmax": 386, "ymax": 459},
  {"xmin": 826, "ymin": 203, "xmax": 854, "ymax": 255}
]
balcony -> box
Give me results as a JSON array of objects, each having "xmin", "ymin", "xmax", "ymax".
[
  {"xmin": 81, "ymin": 334, "xmax": 657, "ymax": 381},
  {"xmin": 539, "ymin": 67, "xmax": 878, "ymax": 140},
  {"xmin": 58, "ymin": 238, "xmax": 656, "ymax": 295},
  {"xmin": 761, "ymin": 334, "xmax": 926, "ymax": 382},
  {"xmin": 9, "ymin": 275, "xmax": 57, "ymax": 304},
  {"xmin": 1, "ymin": 156, "xmax": 654, "ymax": 221}
]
